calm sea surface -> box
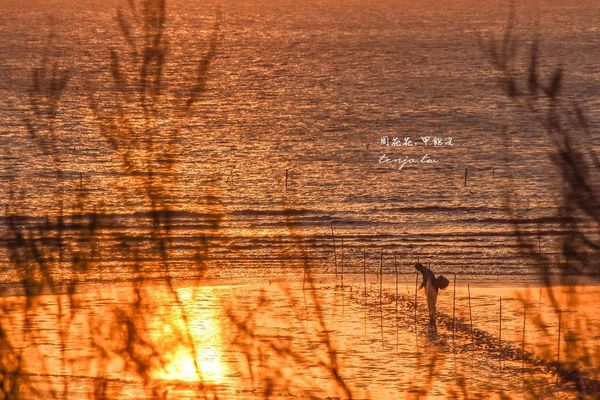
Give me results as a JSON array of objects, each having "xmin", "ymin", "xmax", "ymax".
[{"xmin": 1, "ymin": 0, "xmax": 600, "ymax": 281}]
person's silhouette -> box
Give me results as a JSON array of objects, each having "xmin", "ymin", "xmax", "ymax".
[{"xmin": 414, "ymin": 262, "xmax": 449, "ymax": 332}]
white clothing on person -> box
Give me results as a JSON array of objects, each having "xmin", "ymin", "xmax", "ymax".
[
  {"xmin": 424, "ymin": 277, "xmax": 438, "ymax": 331},
  {"xmin": 414, "ymin": 262, "xmax": 448, "ymax": 333}
]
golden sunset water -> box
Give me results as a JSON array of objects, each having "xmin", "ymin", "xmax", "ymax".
[
  {"xmin": 2, "ymin": 0, "xmax": 599, "ymax": 278},
  {"xmin": 1, "ymin": 0, "xmax": 599, "ymax": 398},
  {"xmin": 2, "ymin": 277, "xmax": 598, "ymax": 398}
]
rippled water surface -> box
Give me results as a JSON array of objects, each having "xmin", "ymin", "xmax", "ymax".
[
  {"xmin": 1, "ymin": 0, "xmax": 600, "ymax": 280},
  {"xmin": 6, "ymin": 278, "xmax": 599, "ymax": 399},
  {"xmin": 0, "ymin": 2, "xmax": 599, "ymax": 397}
]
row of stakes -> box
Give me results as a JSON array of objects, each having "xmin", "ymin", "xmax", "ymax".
[{"xmin": 328, "ymin": 235, "xmax": 566, "ymax": 379}]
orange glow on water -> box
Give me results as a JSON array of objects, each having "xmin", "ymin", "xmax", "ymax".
[{"xmin": 151, "ymin": 286, "xmax": 229, "ymax": 384}]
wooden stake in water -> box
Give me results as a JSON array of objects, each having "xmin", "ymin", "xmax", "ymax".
[
  {"xmin": 414, "ymin": 270, "xmax": 419, "ymax": 327},
  {"xmin": 452, "ymin": 274, "xmax": 457, "ymax": 342},
  {"xmin": 341, "ymin": 237, "xmax": 344, "ymax": 289},
  {"xmin": 522, "ymin": 304, "xmax": 527, "ymax": 371},
  {"xmin": 303, "ymin": 264, "xmax": 307, "ymax": 291},
  {"xmin": 379, "ymin": 248, "xmax": 383, "ymax": 305},
  {"xmin": 499, "ymin": 297, "xmax": 503, "ymax": 362},
  {"xmin": 379, "ymin": 249, "xmax": 384, "ymax": 344},
  {"xmin": 395, "ymin": 256, "xmax": 399, "ymax": 305},
  {"xmin": 557, "ymin": 311, "xmax": 562, "ymax": 383},
  {"xmin": 537, "ymin": 223, "xmax": 542, "ymax": 254},
  {"xmin": 464, "ymin": 168, "xmax": 468, "ymax": 187},
  {"xmin": 58, "ymin": 203, "xmax": 64, "ymax": 263},
  {"xmin": 380, "ymin": 299, "xmax": 384, "ymax": 343},
  {"xmin": 331, "ymin": 223, "xmax": 337, "ymax": 281},
  {"xmin": 364, "ymin": 249, "xmax": 367, "ymax": 335},
  {"xmin": 467, "ymin": 283, "xmax": 473, "ymax": 346},
  {"xmin": 395, "ymin": 255, "xmax": 399, "ymax": 350},
  {"xmin": 363, "ymin": 249, "xmax": 367, "ymax": 303}
]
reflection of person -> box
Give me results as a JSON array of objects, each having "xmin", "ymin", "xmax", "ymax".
[{"xmin": 414, "ymin": 262, "xmax": 450, "ymax": 332}]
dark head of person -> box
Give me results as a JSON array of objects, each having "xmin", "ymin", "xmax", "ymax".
[{"xmin": 414, "ymin": 262, "xmax": 450, "ymax": 290}]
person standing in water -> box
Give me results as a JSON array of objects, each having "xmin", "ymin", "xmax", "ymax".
[{"xmin": 414, "ymin": 262, "xmax": 450, "ymax": 332}]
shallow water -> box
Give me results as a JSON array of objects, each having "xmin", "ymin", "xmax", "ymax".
[
  {"xmin": 1, "ymin": 0, "xmax": 600, "ymax": 280},
  {"xmin": 5, "ymin": 277, "xmax": 597, "ymax": 399}
]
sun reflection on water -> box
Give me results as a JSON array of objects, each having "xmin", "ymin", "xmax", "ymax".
[{"xmin": 152, "ymin": 286, "xmax": 228, "ymax": 385}]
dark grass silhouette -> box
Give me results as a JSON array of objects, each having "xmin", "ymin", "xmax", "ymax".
[
  {"xmin": 0, "ymin": 1, "xmax": 361, "ymax": 399},
  {"xmin": 482, "ymin": 3, "xmax": 600, "ymax": 398},
  {"xmin": 225, "ymin": 207, "xmax": 355, "ymax": 399},
  {"xmin": 2, "ymin": 1, "xmax": 599, "ymax": 399},
  {"xmin": 1, "ymin": 0, "xmax": 225, "ymax": 398}
]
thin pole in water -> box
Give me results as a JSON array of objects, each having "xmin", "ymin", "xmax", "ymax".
[
  {"xmin": 537, "ymin": 223, "xmax": 542, "ymax": 255},
  {"xmin": 364, "ymin": 249, "xmax": 367, "ymax": 335},
  {"xmin": 464, "ymin": 168, "xmax": 468, "ymax": 187},
  {"xmin": 499, "ymin": 297, "xmax": 503, "ymax": 364},
  {"xmin": 467, "ymin": 283, "xmax": 473, "ymax": 346},
  {"xmin": 414, "ymin": 270, "xmax": 419, "ymax": 328},
  {"xmin": 363, "ymin": 249, "xmax": 367, "ymax": 303},
  {"xmin": 331, "ymin": 223, "xmax": 337, "ymax": 283},
  {"xmin": 341, "ymin": 237, "xmax": 344, "ymax": 289},
  {"xmin": 303, "ymin": 263, "xmax": 306, "ymax": 291},
  {"xmin": 452, "ymin": 274, "xmax": 457, "ymax": 343},
  {"xmin": 556, "ymin": 310, "xmax": 562, "ymax": 384},
  {"xmin": 379, "ymin": 249, "xmax": 384, "ymax": 344},
  {"xmin": 522, "ymin": 304, "xmax": 527, "ymax": 372},
  {"xmin": 395, "ymin": 256, "xmax": 399, "ymax": 304},
  {"xmin": 380, "ymin": 303, "xmax": 384, "ymax": 344},
  {"xmin": 379, "ymin": 248, "xmax": 383, "ymax": 306},
  {"xmin": 395, "ymin": 255, "xmax": 399, "ymax": 351},
  {"xmin": 58, "ymin": 203, "xmax": 64, "ymax": 263}
]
